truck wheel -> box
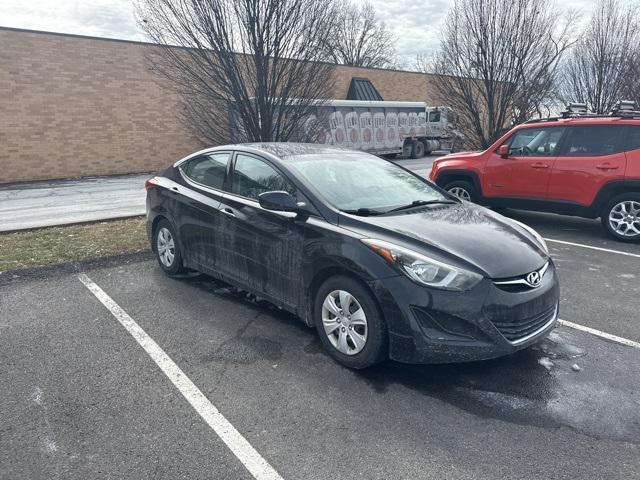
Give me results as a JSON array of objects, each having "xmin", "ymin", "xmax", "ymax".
[
  {"xmin": 410, "ymin": 140, "xmax": 425, "ymax": 159},
  {"xmin": 444, "ymin": 180, "xmax": 477, "ymax": 202},
  {"xmin": 601, "ymin": 193, "xmax": 640, "ymax": 242}
]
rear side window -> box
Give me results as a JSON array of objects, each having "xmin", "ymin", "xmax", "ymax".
[
  {"xmin": 562, "ymin": 125, "xmax": 626, "ymax": 156},
  {"xmin": 231, "ymin": 154, "xmax": 295, "ymax": 200},
  {"xmin": 506, "ymin": 127, "xmax": 565, "ymax": 156},
  {"xmin": 182, "ymin": 153, "xmax": 230, "ymax": 190},
  {"xmin": 626, "ymin": 126, "xmax": 640, "ymax": 151}
]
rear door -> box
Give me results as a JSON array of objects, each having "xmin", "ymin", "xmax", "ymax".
[
  {"xmin": 175, "ymin": 152, "xmax": 231, "ymax": 271},
  {"xmin": 483, "ymin": 126, "xmax": 565, "ymax": 198},
  {"xmin": 218, "ymin": 152, "xmax": 304, "ymax": 306},
  {"xmin": 547, "ymin": 125, "xmax": 627, "ymax": 206}
]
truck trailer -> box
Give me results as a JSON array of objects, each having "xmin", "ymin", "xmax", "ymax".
[{"xmin": 301, "ymin": 99, "xmax": 456, "ymax": 158}]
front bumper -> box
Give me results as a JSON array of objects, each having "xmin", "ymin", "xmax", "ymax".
[{"xmin": 369, "ymin": 261, "xmax": 560, "ymax": 364}]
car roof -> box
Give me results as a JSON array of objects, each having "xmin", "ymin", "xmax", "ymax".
[{"xmin": 236, "ymin": 142, "xmax": 358, "ymax": 159}]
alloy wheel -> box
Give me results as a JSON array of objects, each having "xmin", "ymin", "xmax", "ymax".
[
  {"xmin": 321, "ymin": 290, "xmax": 368, "ymax": 355},
  {"xmin": 448, "ymin": 186, "xmax": 471, "ymax": 201},
  {"xmin": 156, "ymin": 227, "xmax": 176, "ymax": 267},
  {"xmin": 609, "ymin": 201, "xmax": 640, "ymax": 237}
]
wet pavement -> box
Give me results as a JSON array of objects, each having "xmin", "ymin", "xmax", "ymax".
[
  {"xmin": 1, "ymin": 252, "xmax": 638, "ymax": 479},
  {"xmin": 0, "ymin": 174, "xmax": 149, "ymax": 231}
]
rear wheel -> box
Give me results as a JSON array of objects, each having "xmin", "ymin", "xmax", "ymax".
[
  {"xmin": 444, "ymin": 180, "xmax": 477, "ymax": 202},
  {"xmin": 601, "ymin": 193, "xmax": 640, "ymax": 242},
  {"xmin": 410, "ymin": 140, "xmax": 425, "ymax": 159},
  {"xmin": 314, "ymin": 275, "xmax": 387, "ymax": 369},
  {"xmin": 154, "ymin": 219, "xmax": 186, "ymax": 275}
]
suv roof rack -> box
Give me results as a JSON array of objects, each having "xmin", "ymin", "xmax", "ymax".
[{"xmin": 525, "ymin": 100, "xmax": 640, "ymax": 123}]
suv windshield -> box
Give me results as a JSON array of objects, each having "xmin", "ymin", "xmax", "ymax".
[{"xmin": 288, "ymin": 153, "xmax": 449, "ymax": 212}]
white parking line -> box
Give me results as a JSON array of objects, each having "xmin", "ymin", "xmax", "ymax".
[
  {"xmin": 78, "ymin": 273, "xmax": 284, "ymax": 480},
  {"xmin": 545, "ymin": 238, "xmax": 640, "ymax": 259},
  {"xmin": 559, "ymin": 319, "xmax": 640, "ymax": 349}
]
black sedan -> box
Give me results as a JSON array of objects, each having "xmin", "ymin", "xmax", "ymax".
[{"xmin": 145, "ymin": 143, "xmax": 559, "ymax": 369}]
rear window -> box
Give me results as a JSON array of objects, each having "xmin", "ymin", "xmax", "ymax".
[
  {"xmin": 562, "ymin": 125, "xmax": 626, "ymax": 156},
  {"xmin": 626, "ymin": 125, "xmax": 640, "ymax": 151}
]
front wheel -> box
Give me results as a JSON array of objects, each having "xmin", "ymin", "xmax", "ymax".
[
  {"xmin": 601, "ymin": 194, "xmax": 640, "ymax": 242},
  {"xmin": 444, "ymin": 180, "xmax": 477, "ymax": 202},
  {"xmin": 314, "ymin": 275, "xmax": 387, "ymax": 369}
]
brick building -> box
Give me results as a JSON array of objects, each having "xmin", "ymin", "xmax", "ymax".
[{"xmin": 0, "ymin": 27, "xmax": 441, "ymax": 184}]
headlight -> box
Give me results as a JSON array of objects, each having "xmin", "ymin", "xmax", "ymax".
[
  {"xmin": 510, "ymin": 220, "xmax": 548, "ymax": 254},
  {"xmin": 361, "ymin": 239, "xmax": 483, "ymax": 291}
]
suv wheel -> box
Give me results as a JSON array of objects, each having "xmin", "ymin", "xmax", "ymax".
[
  {"xmin": 444, "ymin": 180, "xmax": 477, "ymax": 202},
  {"xmin": 602, "ymin": 194, "xmax": 640, "ymax": 242},
  {"xmin": 314, "ymin": 275, "xmax": 387, "ymax": 369},
  {"xmin": 154, "ymin": 219, "xmax": 186, "ymax": 275}
]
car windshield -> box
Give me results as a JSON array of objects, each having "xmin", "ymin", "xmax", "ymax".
[{"xmin": 287, "ymin": 153, "xmax": 449, "ymax": 212}]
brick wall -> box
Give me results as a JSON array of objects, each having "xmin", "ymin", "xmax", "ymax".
[{"xmin": 0, "ymin": 28, "xmax": 440, "ymax": 184}]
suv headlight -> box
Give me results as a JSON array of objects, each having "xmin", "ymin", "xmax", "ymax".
[
  {"xmin": 361, "ymin": 239, "xmax": 483, "ymax": 291},
  {"xmin": 511, "ymin": 220, "xmax": 548, "ymax": 254}
]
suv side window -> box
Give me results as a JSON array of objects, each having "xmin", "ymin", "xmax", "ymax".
[
  {"xmin": 506, "ymin": 127, "xmax": 565, "ymax": 156},
  {"xmin": 562, "ymin": 125, "xmax": 626, "ymax": 156},
  {"xmin": 182, "ymin": 153, "xmax": 230, "ymax": 190},
  {"xmin": 231, "ymin": 154, "xmax": 295, "ymax": 200},
  {"xmin": 625, "ymin": 125, "xmax": 640, "ymax": 151}
]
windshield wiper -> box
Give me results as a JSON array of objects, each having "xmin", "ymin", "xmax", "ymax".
[
  {"xmin": 341, "ymin": 208, "xmax": 385, "ymax": 216},
  {"xmin": 385, "ymin": 199, "xmax": 456, "ymax": 213}
]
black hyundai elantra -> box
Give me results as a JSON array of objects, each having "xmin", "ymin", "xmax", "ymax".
[{"xmin": 145, "ymin": 143, "xmax": 559, "ymax": 369}]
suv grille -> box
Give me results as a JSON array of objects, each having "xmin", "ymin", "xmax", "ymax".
[{"xmin": 491, "ymin": 304, "xmax": 558, "ymax": 343}]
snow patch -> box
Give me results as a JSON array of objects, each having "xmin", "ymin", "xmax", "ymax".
[{"xmin": 538, "ymin": 357, "xmax": 554, "ymax": 370}]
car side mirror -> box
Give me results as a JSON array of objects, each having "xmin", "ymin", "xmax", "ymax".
[
  {"xmin": 258, "ymin": 191, "xmax": 302, "ymax": 213},
  {"xmin": 499, "ymin": 145, "xmax": 510, "ymax": 159}
]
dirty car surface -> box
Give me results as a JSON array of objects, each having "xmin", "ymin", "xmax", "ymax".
[{"xmin": 145, "ymin": 143, "xmax": 559, "ymax": 369}]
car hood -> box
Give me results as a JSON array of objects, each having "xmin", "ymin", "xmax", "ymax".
[
  {"xmin": 339, "ymin": 202, "xmax": 548, "ymax": 279},
  {"xmin": 440, "ymin": 150, "xmax": 484, "ymax": 161}
]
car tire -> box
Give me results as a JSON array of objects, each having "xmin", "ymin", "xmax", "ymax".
[
  {"xmin": 444, "ymin": 180, "xmax": 477, "ymax": 202},
  {"xmin": 153, "ymin": 219, "xmax": 186, "ymax": 275},
  {"xmin": 601, "ymin": 193, "xmax": 640, "ymax": 242},
  {"xmin": 410, "ymin": 140, "xmax": 425, "ymax": 159},
  {"xmin": 314, "ymin": 275, "xmax": 388, "ymax": 369}
]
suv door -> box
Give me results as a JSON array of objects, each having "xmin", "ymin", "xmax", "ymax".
[
  {"xmin": 547, "ymin": 125, "xmax": 627, "ymax": 206},
  {"xmin": 484, "ymin": 126, "xmax": 565, "ymax": 198},
  {"xmin": 218, "ymin": 152, "xmax": 304, "ymax": 307},
  {"xmin": 175, "ymin": 152, "xmax": 230, "ymax": 271}
]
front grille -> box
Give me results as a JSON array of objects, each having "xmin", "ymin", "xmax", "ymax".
[{"xmin": 491, "ymin": 303, "xmax": 557, "ymax": 343}]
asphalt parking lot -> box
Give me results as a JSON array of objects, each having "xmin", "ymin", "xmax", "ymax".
[{"xmin": 1, "ymin": 160, "xmax": 639, "ymax": 479}]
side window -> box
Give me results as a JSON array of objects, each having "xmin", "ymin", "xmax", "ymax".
[
  {"xmin": 182, "ymin": 153, "xmax": 230, "ymax": 190},
  {"xmin": 625, "ymin": 126, "xmax": 640, "ymax": 151},
  {"xmin": 506, "ymin": 127, "xmax": 565, "ymax": 156},
  {"xmin": 428, "ymin": 111, "xmax": 441, "ymax": 122},
  {"xmin": 231, "ymin": 154, "xmax": 295, "ymax": 200},
  {"xmin": 563, "ymin": 125, "xmax": 626, "ymax": 156}
]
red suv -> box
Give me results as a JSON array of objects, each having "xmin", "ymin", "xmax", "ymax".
[{"xmin": 429, "ymin": 112, "xmax": 640, "ymax": 242}]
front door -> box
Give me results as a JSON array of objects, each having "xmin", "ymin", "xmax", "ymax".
[
  {"xmin": 483, "ymin": 126, "xmax": 566, "ymax": 199},
  {"xmin": 547, "ymin": 125, "xmax": 627, "ymax": 206},
  {"xmin": 218, "ymin": 152, "xmax": 304, "ymax": 306}
]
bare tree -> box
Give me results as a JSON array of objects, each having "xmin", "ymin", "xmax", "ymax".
[
  {"xmin": 561, "ymin": 0, "xmax": 640, "ymax": 113},
  {"xmin": 137, "ymin": 0, "xmax": 337, "ymax": 145},
  {"xmin": 431, "ymin": 0, "xmax": 574, "ymax": 149},
  {"xmin": 321, "ymin": 1, "xmax": 398, "ymax": 69}
]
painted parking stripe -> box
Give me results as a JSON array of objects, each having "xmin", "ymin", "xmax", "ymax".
[
  {"xmin": 78, "ymin": 273, "xmax": 284, "ymax": 480},
  {"xmin": 545, "ymin": 238, "xmax": 640, "ymax": 259},
  {"xmin": 559, "ymin": 319, "xmax": 640, "ymax": 349}
]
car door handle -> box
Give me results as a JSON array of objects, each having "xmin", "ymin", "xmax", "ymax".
[
  {"xmin": 596, "ymin": 163, "xmax": 619, "ymax": 170},
  {"xmin": 220, "ymin": 208, "xmax": 236, "ymax": 218},
  {"xmin": 531, "ymin": 162, "xmax": 549, "ymax": 169}
]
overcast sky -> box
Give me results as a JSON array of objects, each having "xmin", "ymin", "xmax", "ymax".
[{"xmin": 1, "ymin": 0, "xmax": 600, "ymax": 65}]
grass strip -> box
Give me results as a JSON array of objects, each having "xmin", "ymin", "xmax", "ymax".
[{"xmin": 0, "ymin": 217, "xmax": 149, "ymax": 272}]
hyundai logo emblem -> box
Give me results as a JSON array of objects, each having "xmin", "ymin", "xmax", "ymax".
[{"xmin": 526, "ymin": 271, "xmax": 542, "ymax": 287}]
